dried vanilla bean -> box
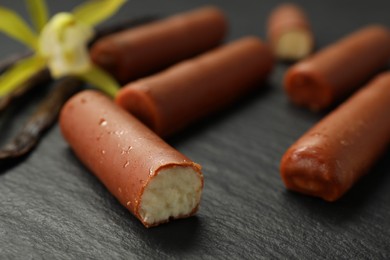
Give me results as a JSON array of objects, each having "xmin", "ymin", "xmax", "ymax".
[
  {"xmin": 0, "ymin": 68, "xmax": 51, "ymax": 113},
  {"xmin": 0, "ymin": 76, "xmax": 82, "ymax": 160}
]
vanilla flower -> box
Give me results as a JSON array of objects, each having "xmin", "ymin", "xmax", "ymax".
[
  {"xmin": 39, "ymin": 13, "xmax": 94, "ymax": 78},
  {"xmin": 0, "ymin": 0, "xmax": 126, "ymax": 97}
]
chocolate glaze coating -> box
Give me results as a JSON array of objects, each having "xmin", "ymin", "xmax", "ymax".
[
  {"xmin": 280, "ymin": 72, "xmax": 390, "ymax": 201},
  {"xmin": 90, "ymin": 6, "xmax": 227, "ymax": 83},
  {"xmin": 115, "ymin": 36, "xmax": 274, "ymax": 137},
  {"xmin": 284, "ymin": 25, "xmax": 390, "ymax": 111},
  {"xmin": 59, "ymin": 90, "xmax": 203, "ymax": 227}
]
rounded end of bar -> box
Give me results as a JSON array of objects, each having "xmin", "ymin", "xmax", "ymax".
[
  {"xmin": 59, "ymin": 89, "xmax": 97, "ymax": 141},
  {"xmin": 280, "ymin": 146, "xmax": 343, "ymax": 201},
  {"xmin": 236, "ymin": 36, "xmax": 275, "ymax": 78},
  {"xmin": 274, "ymin": 29, "xmax": 313, "ymax": 61},
  {"xmin": 284, "ymin": 64, "xmax": 332, "ymax": 111},
  {"xmin": 183, "ymin": 5, "xmax": 228, "ymax": 38},
  {"xmin": 175, "ymin": 6, "xmax": 228, "ymax": 53},
  {"xmin": 195, "ymin": 5, "xmax": 228, "ymax": 27},
  {"xmin": 360, "ymin": 24, "xmax": 390, "ymax": 38},
  {"xmin": 138, "ymin": 165, "xmax": 203, "ymax": 227},
  {"xmin": 115, "ymin": 84, "xmax": 161, "ymax": 135}
]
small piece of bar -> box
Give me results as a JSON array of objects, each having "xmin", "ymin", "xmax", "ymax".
[
  {"xmin": 90, "ymin": 6, "xmax": 227, "ymax": 83},
  {"xmin": 280, "ymin": 72, "xmax": 390, "ymax": 201},
  {"xmin": 115, "ymin": 36, "xmax": 274, "ymax": 137},
  {"xmin": 267, "ymin": 3, "xmax": 314, "ymax": 61},
  {"xmin": 60, "ymin": 90, "xmax": 203, "ymax": 227},
  {"xmin": 284, "ymin": 25, "xmax": 390, "ymax": 111}
]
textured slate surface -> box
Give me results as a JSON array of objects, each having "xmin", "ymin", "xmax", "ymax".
[{"xmin": 1, "ymin": 0, "xmax": 390, "ymax": 259}]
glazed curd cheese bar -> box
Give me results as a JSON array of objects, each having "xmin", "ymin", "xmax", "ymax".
[
  {"xmin": 91, "ymin": 6, "xmax": 227, "ymax": 83},
  {"xmin": 284, "ymin": 25, "xmax": 390, "ymax": 111},
  {"xmin": 281, "ymin": 72, "xmax": 390, "ymax": 201},
  {"xmin": 60, "ymin": 90, "xmax": 203, "ymax": 227},
  {"xmin": 116, "ymin": 36, "xmax": 274, "ymax": 137},
  {"xmin": 267, "ymin": 3, "xmax": 314, "ymax": 61}
]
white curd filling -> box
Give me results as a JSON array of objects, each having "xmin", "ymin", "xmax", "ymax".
[
  {"xmin": 276, "ymin": 29, "xmax": 312, "ymax": 60},
  {"xmin": 139, "ymin": 166, "xmax": 203, "ymax": 226}
]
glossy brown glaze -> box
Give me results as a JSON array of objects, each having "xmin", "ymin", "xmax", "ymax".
[
  {"xmin": 90, "ymin": 6, "xmax": 227, "ymax": 83},
  {"xmin": 115, "ymin": 36, "xmax": 274, "ymax": 137},
  {"xmin": 267, "ymin": 3, "xmax": 314, "ymax": 60},
  {"xmin": 280, "ymin": 72, "xmax": 390, "ymax": 201},
  {"xmin": 59, "ymin": 90, "xmax": 203, "ymax": 227},
  {"xmin": 284, "ymin": 25, "xmax": 390, "ymax": 111}
]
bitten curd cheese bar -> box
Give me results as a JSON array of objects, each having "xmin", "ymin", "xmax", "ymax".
[
  {"xmin": 284, "ymin": 25, "xmax": 390, "ymax": 111},
  {"xmin": 90, "ymin": 6, "xmax": 227, "ymax": 83},
  {"xmin": 115, "ymin": 36, "xmax": 274, "ymax": 137},
  {"xmin": 60, "ymin": 90, "xmax": 203, "ymax": 227},
  {"xmin": 280, "ymin": 72, "xmax": 390, "ymax": 201}
]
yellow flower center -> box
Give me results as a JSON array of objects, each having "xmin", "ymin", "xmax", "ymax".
[{"xmin": 39, "ymin": 12, "xmax": 94, "ymax": 78}]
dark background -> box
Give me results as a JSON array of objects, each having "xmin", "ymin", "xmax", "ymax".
[{"xmin": 1, "ymin": 0, "xmax": 390, "ymax": 258}]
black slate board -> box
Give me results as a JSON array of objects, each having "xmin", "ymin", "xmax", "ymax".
[{"xmin": 1, "ymin": 0, "xmax": 390, "ymax": 258}]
